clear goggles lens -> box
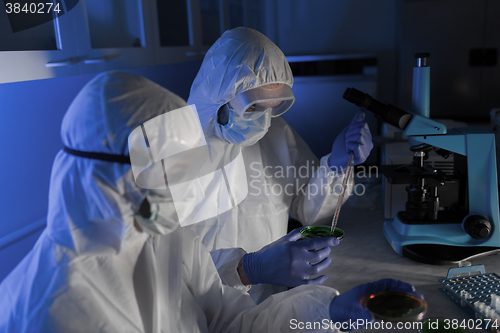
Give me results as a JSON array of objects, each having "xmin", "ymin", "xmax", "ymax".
[{"xmin": 228, "ymin": 84, "xmax": 295, "ymax": 120}]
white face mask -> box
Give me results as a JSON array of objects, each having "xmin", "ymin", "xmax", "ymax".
[{"xmin": 216, "ymin": 104, "xmax": 272, "ymax": 146}]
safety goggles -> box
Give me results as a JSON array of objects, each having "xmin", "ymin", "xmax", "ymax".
[{"xmin": 228, "ymin": 84, "xmax": 295, "ymax": 120}]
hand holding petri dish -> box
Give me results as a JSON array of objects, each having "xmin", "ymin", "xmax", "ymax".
[
  {"xmin": 300, "ymin": 225, "xmax": 344, "ymax": 241},
  {"xmin": 363, "ymin": 290, "xmax": 428, "ymax": 322}
]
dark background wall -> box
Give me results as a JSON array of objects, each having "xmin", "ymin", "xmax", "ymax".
[
  {"xmin": 271, "ymin": 0, "xmax": 400, "ymax": 107},
  {"xmin": 398, "ymin": 0, "xmax": 500, "ymax": 122}
]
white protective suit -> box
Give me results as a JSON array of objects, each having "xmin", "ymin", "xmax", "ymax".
[
  {"xmin": 0, "ymin": 72, "xmax": 340, "ymax": 333},
  {"xmin": 186, "ymin": 27, "xmax": 354, "ymax": 301}
]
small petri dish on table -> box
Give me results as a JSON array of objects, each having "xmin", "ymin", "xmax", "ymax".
[
  {"xmin": 364, "ymin": 290, "xmax": 427, "ymax": 322},
  {"xmin": 300, "ymin": 226, "xmax": 344, "ymax": 241}
]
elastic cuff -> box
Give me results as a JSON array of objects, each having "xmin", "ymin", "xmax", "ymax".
[
  {"xmin": 322, "ymin": 154, "xmax": 341, "ymax": 176},
  {"xmin": 210, "ymin": 248, "xmax": 250, "ymax": 291},
  {"xmin": 324, "ymin": 154, "xmax": 337, "ymax": 172},
  {"xmin": 242, "ymin": 253, "xmax": 259, "ymax": 285}
]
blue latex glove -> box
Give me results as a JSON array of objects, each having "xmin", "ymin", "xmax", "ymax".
[
  {"xmin": 329, "ymin": 278, "xmax": 421, "ymax": 331},
  {"xmin": 242, "ymin": 227, "xmax": 340, "ymax": 287},
  {"xmin": 329, "ymin": 110, "xmax": 373, "ymax": 171}
]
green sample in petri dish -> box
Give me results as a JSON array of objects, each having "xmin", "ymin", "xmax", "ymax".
[
  {"xmin": 300, "ymin": 226, "xmax": 344, "ymax": 241},
  {"xmin": 364, "ymin": 291, "xmax": 427, "ymax": 322}
]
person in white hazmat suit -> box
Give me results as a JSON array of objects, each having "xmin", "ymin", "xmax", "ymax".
[
  {"xmin": 186, "ymin": 27, "xmax": 374, "ymax": 302},
  {"xmin": 0, "ymin": 71, "xmax": 416, "ymax": 333}
]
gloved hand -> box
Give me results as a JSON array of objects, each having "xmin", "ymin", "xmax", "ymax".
[
  {"xmin": 242, "ymin": 227, "xmax": 340, "ymax": 287},
  {"xmin": 329, "ymin": 110, "xmax": 373, "ymax": 171},
  {"xmin": 329, "ymin": 278, "xmax": 420, "ymax": 331}
]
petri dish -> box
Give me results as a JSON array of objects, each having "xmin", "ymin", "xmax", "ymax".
[
  {"xmin": 300, "ymin": 226, "xmax": 344, "ymax": 241},
  {"xmin": 364, "ymin": 291, "xmax": 427, "ymax": 322}
]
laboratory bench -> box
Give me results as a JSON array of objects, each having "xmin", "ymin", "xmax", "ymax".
[{"xmin": 320, "ymin": 190, "xmax": 500, "ymax": 333}]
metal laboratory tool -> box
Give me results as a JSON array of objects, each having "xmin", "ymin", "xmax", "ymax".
[
  {"xmin": 329, "ymin": 111, "xmax": 365, "ymax": 235},
  {"xmin": 330, "ymin": 152, "xmax": 354, "ymax": 235}
]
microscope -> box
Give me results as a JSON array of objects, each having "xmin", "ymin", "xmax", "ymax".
[{"xmin": 343, "ymin": 53, "xmax": 500, "ymax": 265}]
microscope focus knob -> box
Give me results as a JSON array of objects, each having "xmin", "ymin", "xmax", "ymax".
[{"xmin": 462, "ymin": 215, "xmax": 492, "ymax": 240}]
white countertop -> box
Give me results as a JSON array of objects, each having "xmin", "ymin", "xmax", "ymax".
[{"xmin": 320, "ymin": 196, "xmax": 500, "ymax": 333}]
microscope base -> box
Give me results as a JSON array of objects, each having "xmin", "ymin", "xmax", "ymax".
[
  {"xmin": 383, "ymin": 218, "xmax": 500, "ymax": 265},
  {"xmin": 402, "ymin": 244, "xmax": 500, "ymax": 265}
]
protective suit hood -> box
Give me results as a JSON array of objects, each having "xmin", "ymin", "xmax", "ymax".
[
  {"xmin": 188, "ymin": 27, "xmax": 294, "ymax": 137},
  {"xmin": 47, "ymin": 71, "xmax": 187, "ymax": 255},
  {"xmin": 184, "ymin": 27, "xmax": 355, "ymax": 303}
]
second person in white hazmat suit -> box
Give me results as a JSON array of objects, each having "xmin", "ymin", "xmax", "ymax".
[
  {"xmin": 0, "ymin": 71, "xmax": 416, "ymax": 333},
  {"xmin": 186, "ymin": 27, "xmax": 374, "ymax": 302}
]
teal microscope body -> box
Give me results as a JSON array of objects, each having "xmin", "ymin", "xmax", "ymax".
[
  {"xmin": 383, "ymin": 115, "xmax": 500, "ymax": 263},
  {"xmin": 344, "ymin": 54, "xmax": 500, "ymax": 264}
]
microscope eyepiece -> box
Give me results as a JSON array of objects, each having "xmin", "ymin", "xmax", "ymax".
[
  {"xmin": 343, "ymin": 88, "xmax": 371, "ymax": 107},
  {"xmin": 343, "ymin": 87, "xmax": 413, "ymax": 130}
]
